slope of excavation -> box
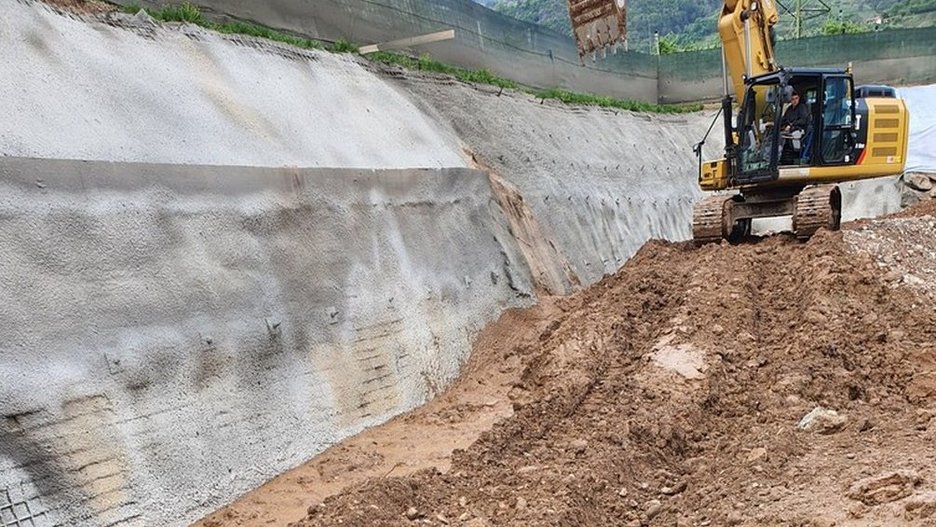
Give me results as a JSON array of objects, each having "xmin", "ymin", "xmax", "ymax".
[{"xmin": 268, "ymin": 205, "xmax": 936, "ymax": 527}]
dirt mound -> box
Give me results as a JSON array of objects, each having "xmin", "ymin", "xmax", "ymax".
[
  {"xmin": 889, "ymin": 198, "xmax": 936, "ymax": 219},
  {"xmin": 846, "ymin": 215, "xmax": 936, "ymax": 303},
  {"xmin": 289, "ymin": 226, "xmax": 936, "ymax": 527}
]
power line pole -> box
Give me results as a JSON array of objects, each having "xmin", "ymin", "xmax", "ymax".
[
  {"xmin": 795, "ymin": 0, "xmax": 802, "ymax": 39},
  {"xmin": 778, "ymin": 0, "xmax": 831, "ymax": 39}
]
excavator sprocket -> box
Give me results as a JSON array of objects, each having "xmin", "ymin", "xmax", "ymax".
[
  {"xmin": 692, "ymin": 195, "xmax": 733, "ymax": 244},
  {"xmin": 792, "ymin": 185, "xmax": 842, "ymax": 239}
]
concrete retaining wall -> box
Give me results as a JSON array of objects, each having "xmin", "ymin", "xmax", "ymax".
[
  {"xmin": 0, "ymin": 6, "xmax": 711, "ymax": 526},
  {"xmin": 109, "ymin": 0, "xmax": 936, "ymax": 105},
  {"xmin": 111, "ymin": 0, "xmax": 659, "ymax": 102},
  {"xmin": 660, "ymin": 27, "xmax": 936, "ymax": 103},
  {"xmin": 0, "ymin": 158, "xmax": 535, "ymax": 527}
]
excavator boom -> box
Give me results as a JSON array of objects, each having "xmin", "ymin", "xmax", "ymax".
[{"xmin": 719, "ymin": 0, "xmax": 780, "ymax": 97}]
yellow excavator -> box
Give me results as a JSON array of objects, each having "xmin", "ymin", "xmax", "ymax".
[{"xmin": 567, "ymin": 0, "xmax": 909, "ymax": 242}]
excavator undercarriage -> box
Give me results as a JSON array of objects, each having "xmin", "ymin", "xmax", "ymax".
[{"xmin": 691, "ymin": 185, "xmax": 841, "ymax": 243}]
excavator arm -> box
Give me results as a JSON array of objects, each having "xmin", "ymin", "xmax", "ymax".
[{"xmin": 718, "ymin": 0, "xmax": 780, "ymax": 98}]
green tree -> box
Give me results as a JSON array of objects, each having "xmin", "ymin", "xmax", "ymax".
[
  {"xmin": 819, "ymin": 18, "xmax": 871, "ymax": 35},
  {"xmin": 489, "ymin": 0, "xmax": 929, "ymax": 50},
  {"xmin": 657, "ymin": 34, "xmax": 679, "ymax": 54}
]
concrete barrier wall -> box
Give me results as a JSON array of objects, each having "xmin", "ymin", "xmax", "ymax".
[
  {"xmin": 0, "ymin": 158, "xmax": 535, "ymax": 527},
  {"xmin": 776, "ymin": 27, "xmax": 936, "ymax": 81},
  {"xmin": 110, "ymin": 0, "xmax": 936, "ymax": 105},
  {"xmin": 111, "ymin": 0, "xmax": 659, "ymax": 102},
  {"xmin": 658, "ymin": 48, "xmax": 724, "ymax": 104},
  {"xmin": 660, "ymin": 27, "xmax": 936, "ymax": 103}
]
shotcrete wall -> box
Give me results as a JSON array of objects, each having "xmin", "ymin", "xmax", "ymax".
[
  {"xmin": 0, "ymin": 1, "xmax": 465, "ymax": 168},
  {"xmin": 0, "ymin": 5, "xmax": 700, "ymax": 525},
  {"xmin": 0, "ymin": 158, "xmax": 535, "ymax": 527},
  {"xmin": 390, "ymin": 77, "xmax": 715, "ymax": 285}
]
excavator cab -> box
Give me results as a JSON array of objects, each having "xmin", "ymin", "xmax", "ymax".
[
  {"xmin": 733, "ymin": 69, "xmax": 856, "ymax": 186},
  {"xmin": 694, "ymin": 65, "xmax": 906, "ymax": 243}
]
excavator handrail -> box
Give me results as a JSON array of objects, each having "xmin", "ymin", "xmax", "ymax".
[{"xmin": 693, "ymin": 104, "xmax": 726, "ymax": 182}]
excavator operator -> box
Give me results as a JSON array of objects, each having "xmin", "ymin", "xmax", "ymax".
[
  {"xmin": 781, "ymin": 91, "xmax": 810, "ymax": 133},
  {"xmin": 779, "ymin": 90, "xmax": 811, "ymax": 164}
]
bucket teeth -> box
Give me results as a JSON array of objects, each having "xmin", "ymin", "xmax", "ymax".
[{"xmin": 567, "ymin": 0, "xmax": 627, "ymax": 57}]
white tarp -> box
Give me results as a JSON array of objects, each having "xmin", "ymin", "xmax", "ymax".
[{"xmin": 898, "ymin": 85, "xmax": 936, "ymax": 174}]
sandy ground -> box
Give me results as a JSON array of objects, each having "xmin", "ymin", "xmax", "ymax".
[
  {"xmin": 194, "ymin": 200, "xmax": 936, "ymax": 527},
  {"xmin": 194, "ymin": 301, "xmax": 563, "ymax": 527}
]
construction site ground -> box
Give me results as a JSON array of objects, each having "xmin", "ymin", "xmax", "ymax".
[
  {"xmin": 197, "ymin": 201, "xmax": 936, "ymax": 527},
  {"xmin": 5, "ymin": 2, "xmax": 936, "ymax": 527}
]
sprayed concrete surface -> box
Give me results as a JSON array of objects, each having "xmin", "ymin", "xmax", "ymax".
[
  {"xmin": 0, "ymin": 158, "xmax": 535, "ymax": 527},
  {"xmin": 386, "ymin": 74, "xmax": 716, "ymax": 286},
  {"xmin": 0, "ymin": 1, "xmax": 464, "ymax": 168},
  {"xmin": 0, "ymin": 2, "xmax": 919, "ymax": 527}
]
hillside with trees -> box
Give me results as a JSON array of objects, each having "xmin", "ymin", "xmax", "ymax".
[{"xmin": 488, "ymin": 0, "xmax": 935, "ymax": 53}]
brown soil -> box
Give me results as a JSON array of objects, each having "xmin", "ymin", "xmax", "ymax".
[
  {"xmin": 197, "ymin": 205, "xmax": 936, "ymax": 527},
  {"xmin": 40, "ymin": 0, "xmax": 116, "ymax": 14},
  {"xmin": 195, "ymin": 301, "xmax": 566, "ymax": 527},
  {"xmin": 889, "ymin": 198, "xmax": 936, "ymax": 219}
]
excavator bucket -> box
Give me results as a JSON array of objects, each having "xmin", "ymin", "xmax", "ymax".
[{"xmin": 567, "ymin": 0, "xmax": 627, "ymax": 58}]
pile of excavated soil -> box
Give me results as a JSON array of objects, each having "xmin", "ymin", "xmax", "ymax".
[
  {"xmin": 889, "ymin": 198, "xmax": 936, "ymax": 219},
  {"xmin": 280, "ymin": 211, "xmax": 936, "ymax": 527},
  {"xmin": 846, "ymin": 214, "xmax": 936, "ymax": 303}
]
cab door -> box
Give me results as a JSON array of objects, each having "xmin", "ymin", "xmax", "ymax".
[
  {"xmin": 734, "ymin": 82, "xmax": 783, "ymax": 184},
  {"xmin": 818, "ymin": 75, "xmax": 856, "ymax": 165}
]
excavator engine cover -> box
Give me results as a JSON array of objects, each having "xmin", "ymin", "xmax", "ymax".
[{"xmin": 567, "ymin": 0, "xmax": 627, "ymax": 58}]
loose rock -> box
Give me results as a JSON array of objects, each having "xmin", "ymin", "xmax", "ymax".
[
  {"xmin": 797, "ymin": 407, "xmax": 847, "ymax": 434},
  {"xmin": 846, "ymin": 471, "xmax": 922, "ymax": 505}
]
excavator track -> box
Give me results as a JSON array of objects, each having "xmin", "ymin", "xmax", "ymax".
[
  {"xmin": 792, "ymin": 185, "xmax": 842, "ymax": 239},
  {"xmin": 693, "ymin": 186, "xmax": 841, "ymax": 244},
  {"xmin": 692, "ymin": 195, "xmax": 732, "ymax": 244}
]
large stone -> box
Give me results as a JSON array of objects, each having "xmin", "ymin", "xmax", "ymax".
[
  {"xmin": 846, "ymin": 471, "xmax": 922, "ymax": 505},
  {"xmin": 905, "ymin": 173, "xmax": 935, "ymax": 192},
  {"xmin": 797, "ymin": 407, "xmax": 847, "ymax": 434},
  {"xmin": 902, "ymin": 189, "xmax": 924, "ymax": 208}
]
